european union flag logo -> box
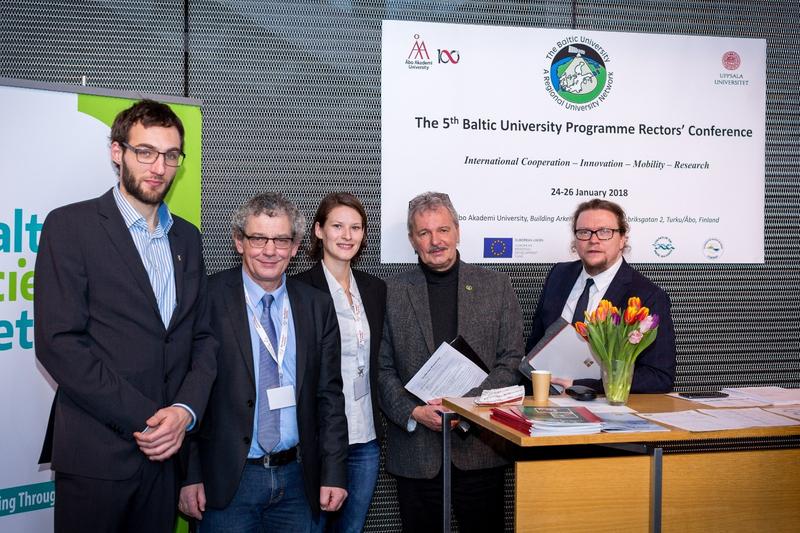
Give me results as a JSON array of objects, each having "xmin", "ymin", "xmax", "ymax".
[{"xmin": 483, "ymin": 238, "xmax": 513, "ymax": 258}]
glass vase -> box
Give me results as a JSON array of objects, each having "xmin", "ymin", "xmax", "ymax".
[{"xmin": 601, "ymin": 357, "xmax": 635, "ymax": 406}]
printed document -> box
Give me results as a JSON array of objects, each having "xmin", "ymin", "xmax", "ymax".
[
  {"xmin": 721, "ymin": 386, "xmax": 800, "ymax": 405},
  {"xmin": 405, "ymin": 342, "xmax": 488, "ymax": 403}
]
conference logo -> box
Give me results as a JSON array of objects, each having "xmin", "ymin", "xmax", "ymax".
[
  {"xmin": 652, "ymin": 236, "xmax": 675, "ymax": 258},
  {"xmin": 483, "ymin": 237, "xmax": 513, "ymax": 258},
  {"xmin": 406, "ymin": 34, "xmax": 433, "ymax": 71},
  {"xmin": 703, "ymin": 238, "xmax": 723, "ymax": 260},
  {"xmin": 543, "ymin": 37, "xmax": 613, "ymax": 110}
]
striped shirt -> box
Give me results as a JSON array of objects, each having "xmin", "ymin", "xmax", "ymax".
[{"xmin": 112, "ymin": 185, "xmax": 177, "ymax": 327}]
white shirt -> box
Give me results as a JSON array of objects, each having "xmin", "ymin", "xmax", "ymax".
[
  {"xmin": 322, "ymin": 262, "xmax": 376, "ymax": 444},
  {"xmin": 560, "ymin": 256, "xmax": 624, "ymax": 322}
]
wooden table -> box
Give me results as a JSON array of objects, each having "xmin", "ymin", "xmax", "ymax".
[{"xmin": 442, "ymin": 395, "xmax": 800, "ymax": 533}]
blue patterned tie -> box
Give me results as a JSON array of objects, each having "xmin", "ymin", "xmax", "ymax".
[{"xmin": 257, "ymin": 293, "xmax": 280, "ymax": 454}]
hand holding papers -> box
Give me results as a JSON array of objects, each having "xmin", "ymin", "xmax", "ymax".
[
  {"xmin": 519, "ymin": 318, "xmax": 600, "ymax": 382},
  {"xmin": 404, "ymin": 340, "xmax": 488, "ymax": 403}
]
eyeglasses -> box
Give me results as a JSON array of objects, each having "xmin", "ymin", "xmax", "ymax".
[
  {"xmin": 574, "ymin": 228, "xmax": 620, "ymax": 241},
  {"xmin": 121, "ymin": 142, "xmax": 185, "ymax": 167},
  {"xmin": 243, "ymin": 234, "xmax": 294, "ymax": 249}
]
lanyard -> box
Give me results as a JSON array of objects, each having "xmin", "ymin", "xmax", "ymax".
[
  {"xmin": 349, "ymin": 296, "xmax": 367, "ymax": 375},
  {"xmin": 244, "ymin": 290, "xmax": 290, "ymax": 383}
]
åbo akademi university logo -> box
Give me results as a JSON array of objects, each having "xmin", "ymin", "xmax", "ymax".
[
  {"xmin": 544, "ymin": 37, "xmax": 613, "ymax": 110},
  {"xmin": 406, "ymin": 34, "xmax": 433, "ymax": 70}
]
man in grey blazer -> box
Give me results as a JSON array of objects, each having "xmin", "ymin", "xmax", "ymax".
[{"xmin": 378, "ymin": 192, "xmax": 524, "ymax": 532}]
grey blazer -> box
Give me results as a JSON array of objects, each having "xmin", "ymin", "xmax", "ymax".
[{"xmin": 377, "ymin": 261, "xmax": 524, "ymax": 478}]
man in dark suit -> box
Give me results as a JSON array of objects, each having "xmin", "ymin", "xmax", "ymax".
[
  {"xmin": 179, "ymin": 192, "xmax": 348, "ymax": 532},
  {"xmin": 34, "ymin": 99, "xmax": 218, "ymax": 532},
  {"xmin": 526, "ymin": 198, "xmax": 676, "ymax": 393},
  {"xmin": 378, "ymin": 192, "xmax": 524, "ymax": 532}
]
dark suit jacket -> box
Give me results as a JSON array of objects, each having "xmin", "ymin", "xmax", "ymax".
[
  {"xmin": 34, "ymin": 188, "xmax": 218, "ymax": 480},
  {"xmin": 293, "ymin": 262, "xmax": 387, "ymax": 441},
  {"xmin": 184, "ymin": 268, "xmax": 348, "ymax": 515},
  {"xmin": 526, "ymin": 259, "xmax": 676, "ymax": 393},
  {"xmin": 378, "ymin": 262, "xmax": 524, "ymax": 479}
]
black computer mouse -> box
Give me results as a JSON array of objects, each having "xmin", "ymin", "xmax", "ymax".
[{"xmin": 565, "ymin": 385, "xmax": 597, "ymax": 401}]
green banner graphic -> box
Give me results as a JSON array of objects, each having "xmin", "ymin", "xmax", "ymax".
[{"xmin": 0, "ymin": 481, "xmax": 55, "ymax": 517}]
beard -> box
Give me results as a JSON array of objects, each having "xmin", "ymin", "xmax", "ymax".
[{"xmin": 120, "ymin": 159, "xmax": 174, "ymax": 206}]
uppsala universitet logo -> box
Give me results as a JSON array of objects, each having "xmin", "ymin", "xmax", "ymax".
[{"xmin": 544, "ymin": 38, "xmax": 613, "ymax": 110}]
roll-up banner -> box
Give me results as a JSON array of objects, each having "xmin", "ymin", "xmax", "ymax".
[{"xmin": 0, "ymin": 78, "xmax": 201, "ymax": 532}]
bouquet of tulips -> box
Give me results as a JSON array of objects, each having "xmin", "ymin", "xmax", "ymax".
[{"xmin": 575, "ymin": 297, "xmax": 659, "ymax": 404}]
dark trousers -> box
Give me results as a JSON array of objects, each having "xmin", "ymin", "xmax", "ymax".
[
  {"xmin": 54, "ymin": 458, "xmax": 178, "ymax": 533},
  {"xmin": 395, "ymin": 464, "xmax": 506, "ymax": 533}
]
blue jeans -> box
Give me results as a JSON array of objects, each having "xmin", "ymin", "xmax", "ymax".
[
  {"xmin": 201, "ymin": 460, "xmax": 317, "ymax": 533},
  {"xmin": 317, "ymin": 439, "xmax": 380, "ymax": 533}
]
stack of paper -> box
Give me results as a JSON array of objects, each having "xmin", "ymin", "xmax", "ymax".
[
  {"xmin": 474, "ymin": 385, "xmax": 525, "ymax": 406},
  {"xmin": 520, "ymin": 406, "xmax": 603, "ymax": 435}
]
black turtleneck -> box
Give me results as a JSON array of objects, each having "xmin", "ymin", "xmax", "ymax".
[{"xmin": 420, "ymin": 258, "xmax": 459, "ymax": 347}]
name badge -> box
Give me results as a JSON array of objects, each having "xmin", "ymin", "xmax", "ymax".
[
  {"xmin": 354, "ymin": 372, "xmax": 369, "ymax": 400},
  {"xmin": 267, "ymin": 385, "xmax": 295, "ymax": 410}
]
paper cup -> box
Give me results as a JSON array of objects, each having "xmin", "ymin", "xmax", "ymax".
[{"xmin": 531, "ymin": 370, "xmax": 551, "ymax": 404}]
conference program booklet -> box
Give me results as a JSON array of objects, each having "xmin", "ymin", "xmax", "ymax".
[
  {"xmin": 489, "ymin": 406, "xmax": 603, "ymax": 436},
  {"xmin": 520, "ymin": 406, "xmax": 602, "ymax": 432}
]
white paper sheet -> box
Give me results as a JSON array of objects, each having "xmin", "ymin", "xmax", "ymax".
[
  {"xmin": 640, "ymin": 407, "xmax": 800, "ymax": 432},
  {"xmin": 550, "ymin": 396, "xmax": 634, "ymax": 413},
  {"xmin": 667, "ymin": 392, "xmax": 769, "ymax": 408},
  {"xmin": 638, "ymin": 411, "xmax": 739, "ymax": 432},
  {"xmin": 764, "ymin": 406, "xmax": 800, "ymax": 421},
  {"xmin": 404, "ymin": 342, "xmax": 488, "ymax": 403},
  {"xmin": 697, "ymin": 408, "xmax": 800, "ymax": 427},
  {"xmin": 721, "ymin": 386, "xmax": 800, "ymax": 406}
]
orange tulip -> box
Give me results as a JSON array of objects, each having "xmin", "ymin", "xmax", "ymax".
[
  {"xmin": 596, "ymin": 304, "xmax": 608, "ymax": 322},
  {"xmin": 636, "ymin": 306, "xmax": 650, "ymax": 322},
  {"xmin": 627, "ymin": 296, "xmax": 642, "ymax": 311},
  {"xmin": 623, "ymin": 305, "xmax": 638, "ymax": 325},
  {"xmin": 575, "ymin": 321, "xmax": 588, "ymax": 338}
]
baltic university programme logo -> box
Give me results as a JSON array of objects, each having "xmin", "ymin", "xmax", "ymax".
[
  {"xmin": 544, "ymin": 37, "xmax": 613, "ymax": 110},
  {"xmin": 483, "ymin": 238, "xmax": 513, "ymax": 258}
]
